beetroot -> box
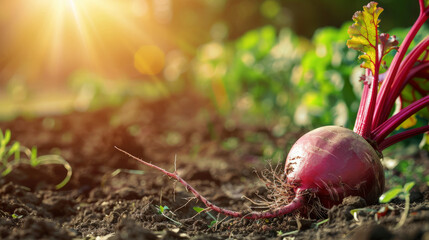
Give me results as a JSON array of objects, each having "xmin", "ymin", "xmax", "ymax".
[
  {"xmin": 117, "ymin": 1, "xmax": 429, "ymax": 219},
  {"xmin": 285, "ymin": 126, "xmax": 384, "ymax": 209},
  {"xmin": 116, "ymin": 126, "xmax": 385, "ymax": 219}
]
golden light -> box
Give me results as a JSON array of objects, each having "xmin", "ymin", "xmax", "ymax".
[
  {"xmin": 0, "ymin": 0, "xmax": 175, "ymax": 90},
  {"xmin": 134, "ymin": 45, "xmax": 166, "ymax": 75}
]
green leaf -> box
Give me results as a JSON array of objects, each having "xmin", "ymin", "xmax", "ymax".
[
  {"xmin": 347, "ymin": 2, "xmax": 382, "ymax": 74},
  {"xmin": 8, "ymin": 142, "xmax": 20, "ymax": 160},
  {"xmin": 158, "ymin": 205, "xmax": 169, "ymax": 214},
  {"xmin": 193, "ymin": 206, "xmax": 205, "ymax": 213},
  {"xmin": 347, "ymin": 2, "xmax": 397, "ymax": 75},
  {"xmin": 379, "ymin": 187, "xmax": 402, "ymax": 203},
  {"xmin": 1, "ymin": 166, "xmax": 12, "ymax": 176},
  {"xmin": 208, "ymin": 220, "xmax": 217, "ymax": 228},
  {"xmin": 30, "ymin": 147, "xmax": 38, "ymax": 166},
  {"xmin": 1, "ymin": 129, "xmax": 11, "ymax": 147},
  {"xmin": 11, "ymin": 213, "xmax": 22, "ymax": 219}
]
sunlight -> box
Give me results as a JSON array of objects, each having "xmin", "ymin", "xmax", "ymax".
[
  {"xmin": 0, "ymin": 0, "xmax": 174, "ymax": 89},
  {"xmin": 134, "ymin": 45, "xmax": 165, "ymax": 75}
]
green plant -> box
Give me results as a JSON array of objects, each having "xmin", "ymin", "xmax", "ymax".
[
  {"xmin": 193, "ymin": 26, "xmax": 305, "ymax": 124},
  {"xmin": 157, "ymin": 205, "xmax": 182, "ymax": 226},
  {"xmin": 380, "ymin": 181, "xmax": 415, "ymax": 228},
  {"xmin": 295, "ymin": 23, "xmax": 359, "ymax": 128},
  {"xmin": 193, "ymin": 206, "xmax": 218, "ymax": 228},
  {"xmin": 0, "ymin": 129, "xmax": 72, "ymax": 189}
]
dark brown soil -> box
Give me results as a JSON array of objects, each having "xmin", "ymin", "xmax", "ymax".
[{"xmin": 1, "ymin": 93, "xmax": 428, "ymax": 240}]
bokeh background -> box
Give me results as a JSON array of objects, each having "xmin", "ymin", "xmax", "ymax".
[{"xmin": 0, "ymin": 0, "xmax": 424, "ymax": 129}]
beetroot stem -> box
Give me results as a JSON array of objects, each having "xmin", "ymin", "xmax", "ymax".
[
  {"xmin": 362, "ymin": 65, "xmax": 380, "ymax": 138},
  {"xmin": 372, "ymin": 95, "xmax": 429, "ymax": 144},
  {"xmin": 379, "ymin": 37, "xmax": 429, "ymax": 122},
  {"xmin": 353, "ymin": 79, "xmax": 369, "ymax": 135},
  {"xmin": 114, "ymin": 146, "xmax": 305, "ymax": 219},
  {"xmin": 353, "ymin": 69, "xmax": 379, "ymax": 139},
  {"xmin": 379, "ymin": 125, "xmax": 429, "ymax": 150},
  {"xmin": 372, "ymin": 11, "xmax": 429, "ymax": 128}
]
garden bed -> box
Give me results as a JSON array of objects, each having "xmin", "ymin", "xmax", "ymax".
[{"xmin": 0, "ymin": 94, "xmax": 428, "ymax": 240}]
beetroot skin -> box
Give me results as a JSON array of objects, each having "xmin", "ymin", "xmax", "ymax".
[{"xmin": 285, "ymin": 126, "xmax": 385, "ymax": 208}]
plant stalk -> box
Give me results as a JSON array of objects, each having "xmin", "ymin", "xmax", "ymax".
[
  {"xmin": 372, "ymin": 10, "xmax": 429, "ymax": 129},
  {"xmin": 372, "ymin": 95, "xmax": 429, "ymax": 144},
  {"xmin": 379, "ymin": 125, "xmax": 429, "ymax": 150}
]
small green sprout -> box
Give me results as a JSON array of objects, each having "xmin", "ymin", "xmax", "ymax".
[
  {"xmin": 0, "ymin": 129, "xmax": 72, "ymax": 189},
  {"xmin": 313, "ymin": 218, "xmax": 329, "ymax": 229},
  {"xmin": 158, "ymin": 205, "xmax": 168, "ymax": 214},
  {"xmin": 351, "ymin": 182, "xmax": 416, "ymax": 225},
  {"xmin": 379, "ymin": 181, "xmax": 415, "ymax": 228},
  {"xmin": 278, "ymin": 229, "xmax": 299, "ymax": 237},
  {"xmin": 157, "ymin": 205, "xmax": 182, "ymax": 226},
  {"xmin": 193, "ymin": 206, "xmax": 218, "ymax": 228},
  {"xmin": 379, "ymin": 181, "xmax": 415, "ymax": 203},
  {"xmin": 11, "ymin": 213, "xmax": 23, "ymax": 219},
  {"xmin": 350, "ymin": 208, "xmax": 377, "ymax": 222}
]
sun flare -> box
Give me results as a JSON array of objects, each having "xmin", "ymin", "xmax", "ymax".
[{"xmin": 0, "ymin": 0, "xmax": 175, "ymax": 88}]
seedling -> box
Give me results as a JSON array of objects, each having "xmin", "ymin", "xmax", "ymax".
[
  {"xmin": 157, "ymin": 205, "xmax": 182, "ymax": 226},
  {"xmin": 0, "ymin": 129, "xmax": 72, "ymax": 189},
  {"xmin": 350, "ymin": 181, "xmax": 415, "ymax": 225},
  {"xmin": 11, "ymin": 213, "xmax": 23, "ymax": 219},
  {"xmin": 193, "ymin": 206, "xmax": 218, "ymax": 228},
  {"xmin": 379, "ymin": 181, "xmax": 415, "ymax": 228},
  {"xmin": 350, "ymin": 207, "xmax": 377, "ymax": 223},
  {"xmin": 313, "ymin": 218, "xmax": 329, "ymax": 229}
]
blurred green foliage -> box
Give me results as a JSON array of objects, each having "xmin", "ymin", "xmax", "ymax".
[
  {"xmin": 193, "ymin": 23, "xmax": 360, "ymax": 129},
  {"xmin": 193, "ymin": 20, "xmax": 429, "ymax": 133},
  {"xmin": 294, "ymin": 23, "xmax": 359, "ymax": 128}
]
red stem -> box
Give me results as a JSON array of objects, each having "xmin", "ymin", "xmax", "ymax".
[
  {"xmin": 354, "ymin": 56, "xmax": 380, "ymax": 138},
  {"xmin": 114, "ymin": 147, "xmax": 305, "ymax": 219},
  {"xmin": 372, "ymin": 95, "xmax": 429, "ymax": 144},
  {"xmin": 391, "ymin": 37, "xmax": 429, "ymax": 97},
  {"xmin": 354, "ymin": 71, "xmax": 370, "ymax": 135},
  {"xmin": 379, "ymin": 125, "xmax": 429, "ymax": 150},
  {"xmin": 362, "ymin": 65, "xmax": 380, "ymax": 138},
  {"xmin": 372, "ymin": 11, "xmax": 429, "ymax": 129}
]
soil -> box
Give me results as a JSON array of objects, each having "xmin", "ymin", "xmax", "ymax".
[{"xmin": 0, "ymin": 93, "xmax": 428, "ymax": 240}]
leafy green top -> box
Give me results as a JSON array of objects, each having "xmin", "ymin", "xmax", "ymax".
[{"xmin": 347, "ymin": 1, "xmax": 398, "ymax": 75}]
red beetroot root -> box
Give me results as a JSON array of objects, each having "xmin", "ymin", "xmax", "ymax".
[
  {"xmin": 116, "ymin": 126, "xmax": 385, "ymax": 219},
  {"xmin": 285, "ymin": 126, "xmax": 384, "ymax": 209}
]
